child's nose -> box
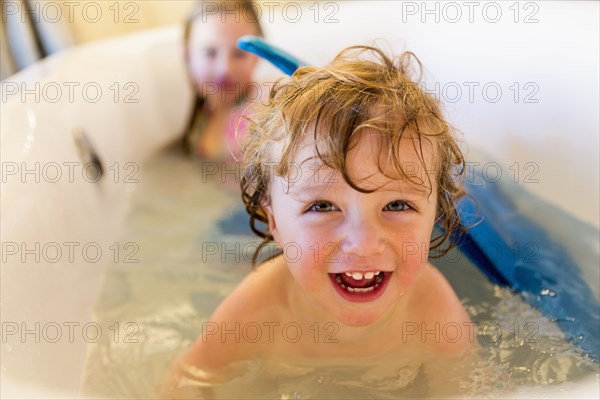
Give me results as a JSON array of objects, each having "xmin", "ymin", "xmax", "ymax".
[
  {"xmin": 340, "ymin": 216, "xmax": 386, "ymax": 257},
  {"xmin": 216, "ymin": 54, "xmax": 234, "ymax": 75}
]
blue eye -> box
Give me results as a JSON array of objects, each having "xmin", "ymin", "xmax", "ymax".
[
  {"xmin": 384, "ymin": 200, "xmax": 410, "ymax": 212},
  {"xmin": 309, "ymin": 201, "xmax": 336, "ymax": 212}
]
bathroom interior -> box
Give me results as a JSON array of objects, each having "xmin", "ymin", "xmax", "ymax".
[{"xmin": 1, "ymin": 0, "xmax": 599, "ymax": 398}]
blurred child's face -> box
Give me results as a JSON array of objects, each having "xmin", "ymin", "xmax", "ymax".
[
  {"xmin": 265, "ymin": 131, "xmax": 438, "ymax": 328},
  {"xmin": 187, "ymin": 13, "xmax": 259, "ymax": 108}
]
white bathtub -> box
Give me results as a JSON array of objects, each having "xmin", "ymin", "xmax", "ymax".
[
  {"xmin": 1, "ymin": 1, "xmax": 598, "ymax": 398},
  {"xmin": 1, "ymin": 25, "xmax": 193, "ymax": 397}
]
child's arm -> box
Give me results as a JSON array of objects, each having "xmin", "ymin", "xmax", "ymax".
[
  {"xmin": 159, "ymin": 263, "xmax": 282, "ymax": 397},
  {"xmin": 158, "ymin": 314, "xmax": 250, "ymax": 398}
]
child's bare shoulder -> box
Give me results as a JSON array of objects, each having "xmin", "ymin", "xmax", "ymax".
[
  {"xmin": 216, "ymin": 256, "xmax": 290, "ymax": 320},
  {"xmin": 410, "ymin": 263, "xmax": 474, "ymax": 355},
  {"xmin": 181, "ymin": 256, "xmax": 290, "ymax": 370}
]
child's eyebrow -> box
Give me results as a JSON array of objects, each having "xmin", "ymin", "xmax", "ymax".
[
  {"xmin": 377, "ymin": 184, "xmax": 431, "ymax": 197},
  {"xmin": 286, "ymin": 179, "xmax": 331, "ymax": 199}
]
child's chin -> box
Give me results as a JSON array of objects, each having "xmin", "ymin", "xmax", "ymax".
[{"xmin": 337, "ymin": 310, "xmax": 385, "ymax": 328}]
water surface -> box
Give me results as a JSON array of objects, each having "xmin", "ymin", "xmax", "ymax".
[{"xmin": 82, "ymin": 150, "xmax": 599, "ymax": 398}]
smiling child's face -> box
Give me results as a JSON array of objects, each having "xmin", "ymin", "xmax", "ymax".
[
  {"xmin": 187, "ymin": 13, "xmax": 259, "ymax": 108},
  {"xmin": 265, "ymin": 131, "xmax": 439, "ymax": 328}
]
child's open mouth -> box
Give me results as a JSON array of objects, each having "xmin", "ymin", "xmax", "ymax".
[{"xmin": 329, "ymin": 271, "xmax": 391, "ymax": 302}]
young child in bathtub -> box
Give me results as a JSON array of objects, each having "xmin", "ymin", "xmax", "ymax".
[
  {"xmin": 181, "ymin": 0, "xmax": 262, "ymax": 160},
  {"xmin": 163, "ymin": 45, "xmax": 475, "ymax": 397}
]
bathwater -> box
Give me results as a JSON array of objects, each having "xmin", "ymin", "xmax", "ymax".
[{"xmin": 82, "ymin": 149, "xmax": 599, "ymax": 399}]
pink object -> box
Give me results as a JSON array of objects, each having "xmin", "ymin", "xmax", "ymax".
[{"xmin": 225, "ymin": 102, "xmax": 253, "ymax": 161}]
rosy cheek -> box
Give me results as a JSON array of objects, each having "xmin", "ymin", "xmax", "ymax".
[
  {"xmin": 395, "ymin": 238, "xmax": 429, "ymax": 287},
  {"xmin": 299, "ymin": 233, "xmax": 337, "ymax": 265},
  {"xmin": 281, "ymin": 233, "xmax": 331, "ymax": 288},
  {"xmin": 189, "ymin": 58, "xmax": 211, "ymax": 83},
  {"xmin": 282, "ymin": 236, "xmax": 318, "ymax": 266},
  {"xmin": 285, "ymin": 252, "xmax": 322, "ymax": 292},
  {"xmin": 237, "ymin": 62, "xmax": 255, "ymax": 81},
  {"xmin": 397, "ymin": 255, "xmax": 425, "ymax": 286}
]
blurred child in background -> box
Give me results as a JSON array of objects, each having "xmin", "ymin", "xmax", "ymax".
[{"xmin": 182, "ymin": 0, "xmax": 262, "ymax": 161}]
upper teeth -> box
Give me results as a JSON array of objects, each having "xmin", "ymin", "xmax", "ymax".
[{"xmin": 345, "ymin": 271, "xmax": 380, "ymax": 280}]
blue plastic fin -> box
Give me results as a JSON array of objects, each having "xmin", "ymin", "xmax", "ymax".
[
  {"xmin": 455, "ymin": 170, "xmax": 599, "ymax": 362},
  {"xmin": 237, "ymin": 35, "xmax": 307, "ymax": 76}
]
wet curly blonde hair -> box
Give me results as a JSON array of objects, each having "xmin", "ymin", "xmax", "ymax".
[{"xmin": 241, "ymin": 45, "xmax": 465, "ymax": 266}]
